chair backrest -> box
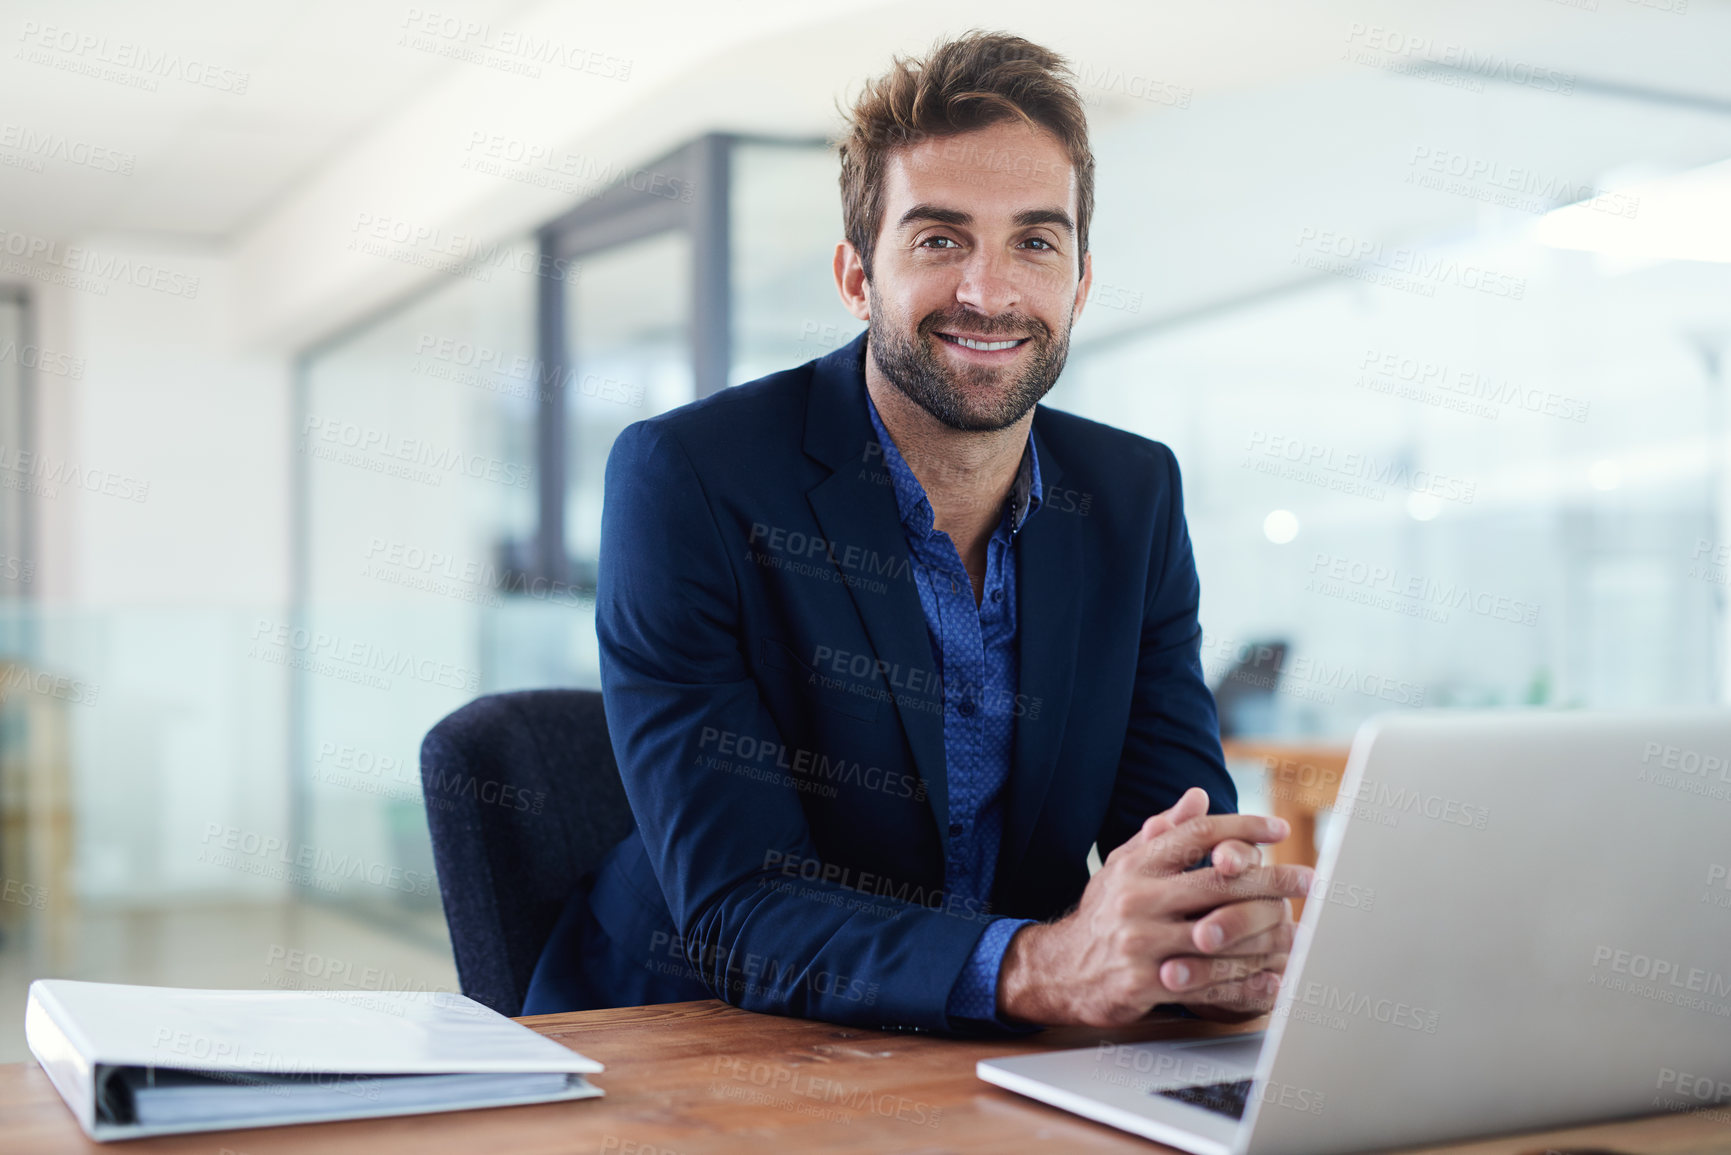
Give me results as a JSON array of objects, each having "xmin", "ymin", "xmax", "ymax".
[{"xmin": 419, "ymin": 689, "xmax": 635, "ymax": 1016}]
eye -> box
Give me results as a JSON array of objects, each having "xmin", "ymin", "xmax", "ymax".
[
  {"xmin": 919, "ymin": 235, "xmax": 960, "ymax": 249},
  {"xmin": 1021, "ymin": 237, "xmax": 1056, "ymax": 252}
]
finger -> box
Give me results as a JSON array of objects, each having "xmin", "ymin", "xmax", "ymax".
[
  {"xmin": 1141, "ymin": 814, "xmax": 1290, "ymax": 876},
  {"xmin": 1192, "ymin": 897, "xmax": 1290, "ymax": 953},
  {"xmin": 1210, "ymin": 839, "xmax": 1262, "ymax": 877},
  {"xmin": 1196, "ymin": 915, "xmax": 1295, "ymax": 959},
  {"xmin": 1108, "ymin": 788, "xmax": 1212, "ymax": 869},
  {"xmin": 1136, "ymin": 787, "xmax": 1210, "ymax": 842},
  {"xmin": 1162, "ymin": 955, "xmax": 1287, "ymax": 996},
  {"xmin": 1188, "ymin": 972, "xmax": 1282, "ymax": 1016},
  {"xmin": 1155, "ymin": 864, "xmax": 1313, "ymax": 917}
]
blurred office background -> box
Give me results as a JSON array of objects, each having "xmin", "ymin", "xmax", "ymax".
[{"xmin": 1, "ymin": 0, "xmax": 1728, "ymax": 1058}]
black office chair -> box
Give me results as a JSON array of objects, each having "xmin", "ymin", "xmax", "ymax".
[{"xmin": 419, "ymin": 689, "xmax": 635, "ymax": 1016}]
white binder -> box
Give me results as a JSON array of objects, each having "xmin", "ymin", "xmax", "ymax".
[{"xmin": 25, "ymin": 979, "xmax": 603, "ymax": 1141}]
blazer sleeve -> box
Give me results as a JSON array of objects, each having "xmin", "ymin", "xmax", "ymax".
[
  {"xmin": 1097, "ymin": 443, "xmax": 1238, "ymax": 859},
  {"xmin": 596, "ymin": 420, "xmax": 999, "ymax": 1031}
]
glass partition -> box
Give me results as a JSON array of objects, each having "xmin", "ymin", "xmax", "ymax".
[{"xmin": 298, "ymin": 244, "xmax": 542, "ymax": 933}]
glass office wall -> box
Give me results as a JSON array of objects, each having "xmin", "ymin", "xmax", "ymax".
[
  {"xmin": 563, "ymin": 231, "xmax": 694, "ymax": 587},
  {"xmin": 298, "ymin": 244, "xmax": 544, "ymax": 933},
  {"xmin": 731, "ymin": 140, "xmax": 862, "ymax": 383},
  {"xmin": 1056, "ymin": 70, "xmax": 1731, "ymax": 738},
  {"xmin": 287, "ymin": 79, "xmax": 1731, "ymax": 927}
]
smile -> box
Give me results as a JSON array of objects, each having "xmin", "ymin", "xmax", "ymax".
[{"xmin": 936, "ymin": 333, "xmax": 1030, "ymax": 352}]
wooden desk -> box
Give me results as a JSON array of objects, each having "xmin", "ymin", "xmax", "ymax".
[{"xmin": 4, "ymin": 999, "xmax": 1727, "ymax": 1154}]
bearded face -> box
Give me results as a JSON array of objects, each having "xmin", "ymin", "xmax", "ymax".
[{"xmin": 866, "ymin": 281, "xmax": 1075, "ymax": 433}]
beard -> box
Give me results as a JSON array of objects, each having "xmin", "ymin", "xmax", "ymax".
[{"xmin": 866, "ymin": 286, "xmax": 1072, "ymax": 433}]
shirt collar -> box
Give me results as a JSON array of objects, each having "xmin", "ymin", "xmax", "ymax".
[{"xmin": 864, "ymin": 388, "xmax": 1043, "ymax": 541}]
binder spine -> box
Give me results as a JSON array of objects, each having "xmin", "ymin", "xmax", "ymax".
[{"xmin": 24, "ymin": 982, "xmax": 100, "ymax": 1138}]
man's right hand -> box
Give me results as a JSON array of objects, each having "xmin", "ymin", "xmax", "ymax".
[{"xmin": 995, "ymin": 788, "xmax": 1313, "ymax": 1027}]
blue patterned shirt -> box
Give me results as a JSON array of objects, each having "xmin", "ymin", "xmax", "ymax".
[{"xmin": 864, "ymin": 391, "xmax": 1041, "ymax": 1030}]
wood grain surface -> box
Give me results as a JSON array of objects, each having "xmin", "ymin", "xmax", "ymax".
[{"xmin": 3, "ymin": 998, "xmax": 1727, "ymax": 1154}]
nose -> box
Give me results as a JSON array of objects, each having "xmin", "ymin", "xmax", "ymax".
[{"xmin": 953, "ymin": 245, "xmax": 1023, "ymax": 319}]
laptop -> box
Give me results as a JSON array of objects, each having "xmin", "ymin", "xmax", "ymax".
[{"xmin": 978, "ymin": 707, "xmax": 1731, "ymax": 1155}]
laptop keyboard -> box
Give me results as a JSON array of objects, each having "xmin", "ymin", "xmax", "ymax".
[{"xmin": 1154, "ymin": 1079, "xmax": 1252, "ymax": 1120}]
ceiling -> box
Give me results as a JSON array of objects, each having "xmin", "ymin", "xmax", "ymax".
[{"xmin": 2, "ymin": 0, "xmax": 1728, "ymax": 251}]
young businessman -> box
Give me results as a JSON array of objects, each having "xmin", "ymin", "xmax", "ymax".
[{"xmin": 522, "ymin": 30, "xmax": 1311, "ymax": 1032}]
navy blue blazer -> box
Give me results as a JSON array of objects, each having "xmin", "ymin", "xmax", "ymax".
[{"xmin": 553, "ymin": 330, "xmax": 1234, "ymax": 1032}]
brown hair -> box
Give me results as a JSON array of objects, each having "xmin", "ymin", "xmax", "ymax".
[{"xmin": 836, "ymin": 30, "xmax": 1095, "ymax": 282}]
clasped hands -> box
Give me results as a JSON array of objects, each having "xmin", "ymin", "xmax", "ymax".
[{"xmin": 997, "ymin": 787, "xmax": 1312, "ymax": 1027}]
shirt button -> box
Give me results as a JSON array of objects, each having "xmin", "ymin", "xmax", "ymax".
[
  {"xmin": 957, "ymin": 697, "xmax": 976, "ymax": 716},
  {"xmin": 991, "ymin": 589, "xmax": 1003, "ymax": 603},
  {"xmin": 949, "ymin": 823, "xmax": 964, "ymax": 836}
]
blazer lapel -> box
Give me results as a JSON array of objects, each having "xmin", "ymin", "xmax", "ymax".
[
  {"xmin": 1003, "ymin": 415, "xmax": 1084, "ymax": 869},
  {"xmin": 802, "ymin": 333, "xmax": 951, "ymax": 838}
]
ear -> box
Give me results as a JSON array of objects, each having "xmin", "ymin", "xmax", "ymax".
[
  {"xmin": 1071, "ymin": 249, "xmax": 1093, "ymax": 323},
  {"xmin": 834, "ymin": 241, "xmax": 871, "ymax": 322}
]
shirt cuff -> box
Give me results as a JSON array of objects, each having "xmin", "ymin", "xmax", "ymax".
[{"xmin": 945, "ymin": 917, "xmax": 1040, "ymax": 1031}]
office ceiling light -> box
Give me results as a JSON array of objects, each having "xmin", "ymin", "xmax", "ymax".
[
  {"xmin": 1405, "ymin": 492, "xmax": 1442, "ymax": 521},
  {"xmin": 1263, "ymin": 509, "xmax": 1300, "ymax": 544},
  {"xmin": 1533, "ymin": 158, "xmax": 1731, "ymax": 264}
]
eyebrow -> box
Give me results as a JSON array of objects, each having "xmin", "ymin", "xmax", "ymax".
[{"xmin": 896, "ymin": 203, "xmax": 1075, "ymax": 236}]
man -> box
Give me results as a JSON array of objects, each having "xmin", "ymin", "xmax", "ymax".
[{"xmin": 523, "ymin": 30, "xmax": 1310, "ymax": 1033}]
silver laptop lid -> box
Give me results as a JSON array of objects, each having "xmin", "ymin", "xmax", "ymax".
[{"xmin": 1241, "ymin": 707, "xmax": 1731, "ymax": 1155}]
